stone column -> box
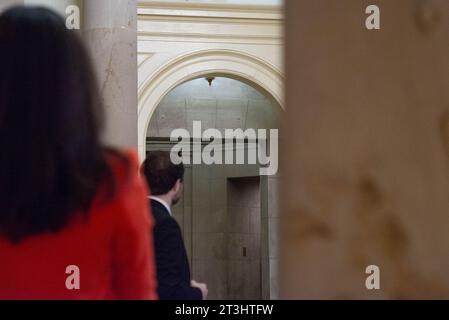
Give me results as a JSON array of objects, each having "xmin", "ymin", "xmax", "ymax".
[
  {"xmin": 83, "ymin": 0, "xmax": 137, "ymax": 149},
  {"xmin": 24, "ymin": 0, "xmax": 82, "ymax": 17},
  {"xmin": 282, "ymin": 0, "xmax": 449, "ymax": 299},
  {"xmin": 0, "ymin": 0, "xmax": 24, "ymax": 13}
]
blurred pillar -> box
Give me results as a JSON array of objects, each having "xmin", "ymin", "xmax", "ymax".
[
  {"xmin": 24, "ymin": 0, "xmax": 82, "ymax": 19},
  {"xmin": 282, "ymin": 0, "xmax": 449, "ymax": 299},
  {"xmin": 0, "ymin": 0, "xmax": 24, "ymax": 13},
  {"xmin": 83, "ymin": 0, "xmax": 137, "ymax": 149}
]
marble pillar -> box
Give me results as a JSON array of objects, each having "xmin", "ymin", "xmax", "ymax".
[
  {"xmin": 283, "ymin": 0, "xmax": 449, "ymax": 299},
  {"xmin": 23, "ymin": 0, "xmax": 82, "ymax": 30},
  {"xmin": 24, "ymin": 0, "xmax": 82, "ymax": 15},
  {"xmin": 0, "ymin": 0, "xmax": 24, "ymax": 12},
  {"xmin": 83, "ymin": 0, "xmax": 138, "ymax": 149}
]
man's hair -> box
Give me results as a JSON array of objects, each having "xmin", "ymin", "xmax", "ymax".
[{"xmin": 141, "ymin": 151, "xmax": 184, "ymax": 196}]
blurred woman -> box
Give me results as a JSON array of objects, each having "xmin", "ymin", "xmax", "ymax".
[{"xmin": 0, "ymin": 6, "xmax": 157, "ymax": 300}]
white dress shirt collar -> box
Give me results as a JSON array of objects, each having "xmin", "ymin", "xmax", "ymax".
[{"xmin": 149, "ymin": 196, "xmax": 172, "ymax": 216}]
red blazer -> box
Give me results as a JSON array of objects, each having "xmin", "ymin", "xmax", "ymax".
[{"xmin": 0, "ymin": 150, "xmax": 158, "ymax": 300}]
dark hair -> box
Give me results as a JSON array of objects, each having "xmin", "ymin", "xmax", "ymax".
[
  {"xmin": 0, "ymin": 7, "xmax": 118, "ymax": 243},
  {"xmin": 141, "ymin": 151, "xmax": 184, "ymax": 196}
]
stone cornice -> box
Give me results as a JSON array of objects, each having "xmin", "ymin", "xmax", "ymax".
[{"xmin": 137, "ymin": 0, "xmax": 283, "ymax": 21}]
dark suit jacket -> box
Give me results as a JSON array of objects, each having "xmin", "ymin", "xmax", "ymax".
[{"xmin": 150, "ymin": 199, "xmax": 202, "ymax": 300}]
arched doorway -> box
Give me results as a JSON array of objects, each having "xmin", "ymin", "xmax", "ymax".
[
  {"xmin": 138, "ymin": 49, "xmax": 284, "ymax": 161},
  {"xmin": 144, "ymin": 75, "xmax": 281, "ymax": 300}
]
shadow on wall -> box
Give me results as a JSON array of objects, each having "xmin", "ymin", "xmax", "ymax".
[{"xmin": 147, "ymin": 77, "xmax": 281, "ymax": 139}]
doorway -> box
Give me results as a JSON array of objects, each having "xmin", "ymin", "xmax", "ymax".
[
  {"xmin": 145, "ymin": 76, "xmax": 280, "ymax": 299},
  {"xmin": 227, "ymin": 177, "xmax": 261, "ymax": 300}
]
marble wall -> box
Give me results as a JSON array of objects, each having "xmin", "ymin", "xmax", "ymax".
[
  {"xmin": 0, "ymin": 0, "xmax": 24, "ymax": 12},
  {"xmin": 147, "ymin": 77, "xmax": 280, "ymax": 138},
  {"xmin": 17, "ymin": 0, "xmax": 139, "ymax": 149},
  {"xmin": 227, "ymin": 177, "xmax": 262, "ymax": 300},
  {"xmin": 190, "ymin": 162, "xmax": 262, "ymax": 300},
  {"xmin": 24, "ymin": 0, "xmax": 82, "ymax": 15},
  {"xmin": 261, "ymin": 175, "xmax": 280, "ymax": 299},
  {"xmin": 283, "ymin": 0, "xmax": 449, "ymax": 299},
  {"xmin": 83, "ymin": 0, "xmax": 138, "ymax": 149}
]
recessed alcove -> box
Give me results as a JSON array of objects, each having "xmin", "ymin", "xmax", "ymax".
[{"xmin": 146, "ymin": 76, "xmax": 281, "ymax": 299}]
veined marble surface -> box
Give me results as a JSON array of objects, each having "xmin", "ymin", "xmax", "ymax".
[{"xmin": 83, "ymin": 0, "xmax": 138, "ymax": 148}]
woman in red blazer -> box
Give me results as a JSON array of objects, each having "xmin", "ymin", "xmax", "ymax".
[{"xmin": 0, "ymin": 7, "xmax": 157, "ymax": 300}]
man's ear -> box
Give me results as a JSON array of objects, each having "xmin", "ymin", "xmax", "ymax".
[{"xmin": 173, "ymin": 179, "xmax": 182, "ymax": 193}]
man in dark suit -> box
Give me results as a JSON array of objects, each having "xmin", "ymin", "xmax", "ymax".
[{"xmin": 141, "ymin": 151, "xmax": 208, "ymax": 300}]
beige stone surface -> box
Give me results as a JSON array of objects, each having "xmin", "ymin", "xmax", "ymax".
[
  {"xmin": 147, "ymin": 77, "xmax": 281, "ymax": 138},
  {"xmin": 282, "ymin": 0, "xmax": 449, "ymax": 299},
  {"xmin": 24, "ymin": 0, "xmax": 82, "ymax": 15},
  {"xmin": 137, "ymin": 1, "xmax": 284, "ymax": 160},
  {"xmin": 83, "ymin": 0, "xmax": 138, "ymax": 148},
  {"xmin": 0, "ymin": 0, "xmax": 23, "ymax": 12}
]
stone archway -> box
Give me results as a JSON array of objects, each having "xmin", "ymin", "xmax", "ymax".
[
  {"xmin": 137, "ymin": 48, "xmax": 284, "ymax": 160},
  {"xmin": 144, "ymin": 75, "xmax": 282, "ymax": 299}
]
